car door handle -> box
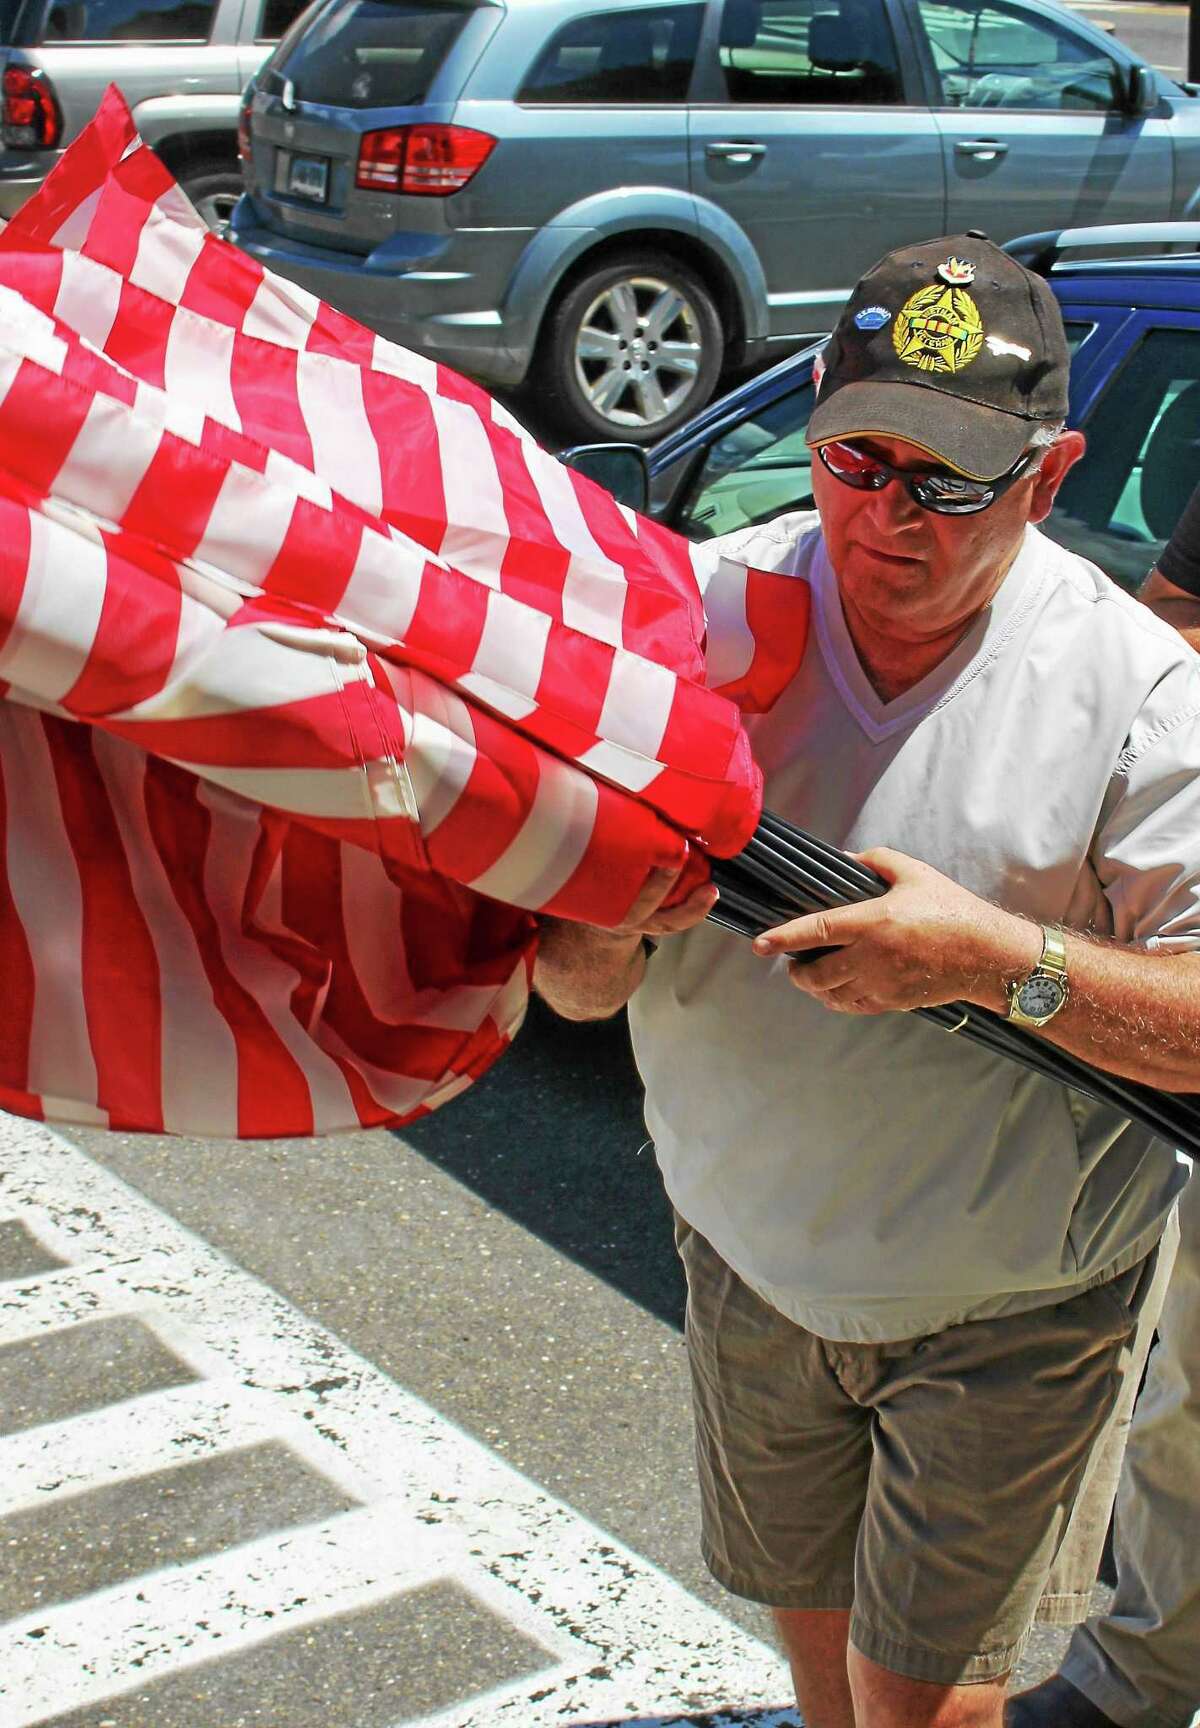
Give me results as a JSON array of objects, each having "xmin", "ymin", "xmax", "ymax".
[
  {"xmin": 705, "ymin": 140, "xmax": 767, "ymax": 164},
  {"xmin": 954, "ymin": 138, "xmax": 1009, "ymax": 161}
]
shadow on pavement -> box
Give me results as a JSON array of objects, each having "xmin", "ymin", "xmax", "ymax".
[
  {"xmin": 573, "ymin": 1712, "xmax": 799, "ymax": 1727},
  {"xmin": 397, "ymin": 994, "xmax": 687, "ymax": 1330}
]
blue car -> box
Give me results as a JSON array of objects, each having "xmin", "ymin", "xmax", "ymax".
[{"xmin": 570, "ymin": 222, "xmax": 1200, "ymax": 593}]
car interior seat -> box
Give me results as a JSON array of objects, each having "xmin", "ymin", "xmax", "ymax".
[
  {"xmin": 1140, "ymin": 383, "xmax": 1200, "ymax": 542},
  {"xmin": 720, "ymin": 0, "xmax": 763, "ymax": 49},
  {"xmin": 45, "ymin": 1, "xmax": 88, "ymax": 37},
  {"xmin": 718, "ymin": 0, "xmax": 763, "ymax": 97},
  {"xmin": 809, "ymin": 1, "xmax": 900, "ymax": 101},
  {"xmin": 596, "ymin": 17, "xmax": 659, "ymax": 97},
  {"xmin": 808, "ymin": 13, "xmax": 860, "ymax": 73}
]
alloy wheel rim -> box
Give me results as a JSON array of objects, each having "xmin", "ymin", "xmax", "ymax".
[
  {"xmin": 573, "ymin": 274, "xmax": 704, "ymax": 429},
  {"xmin": 192, "ymin": 187, "xmax": 242, "ymax": 236}
]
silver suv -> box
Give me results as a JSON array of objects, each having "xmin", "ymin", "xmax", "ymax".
[
  {"xmin": 233, "ymin": 0, "xmax": 1200, "ymax": 443},
  {"xmin": 0, "ymin": 0, "xmax": 310, "ymax": 226}
]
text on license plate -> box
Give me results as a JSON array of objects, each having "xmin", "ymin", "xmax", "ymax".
[{"xmin": 286, "ymin": 154, "xmax": 329, "ymax": 202}]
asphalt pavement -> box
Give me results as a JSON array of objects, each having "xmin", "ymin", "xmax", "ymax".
[{"xmin": 0, "ymin": 1000, "xmax": 1092, "ymax": 1727}]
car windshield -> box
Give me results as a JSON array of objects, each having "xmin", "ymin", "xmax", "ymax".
[{"xmin": 270, "ymin": 0, "xmax": 472, "ymax": 107}]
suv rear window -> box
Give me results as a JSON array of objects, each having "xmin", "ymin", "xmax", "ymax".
[
  {"xmin": 35, "ymin": 0, "xmax": 215, "ymax": 40},
  {"xmin": 519, "ymin": 4, "xmax": 704, "ymax": 104},
  {"xmin": 271, "ymin": 0, "xmax": 470, "ymax": 107}
]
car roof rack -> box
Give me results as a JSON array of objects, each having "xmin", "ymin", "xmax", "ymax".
[{"xmin": 1004, "ymin": 223, "xmax": 1200, "ymax": 275}]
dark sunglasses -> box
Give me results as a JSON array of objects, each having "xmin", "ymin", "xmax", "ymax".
[{"xmin": 816, "ymin": 439, "xmax": 1036, "ymax": 516}]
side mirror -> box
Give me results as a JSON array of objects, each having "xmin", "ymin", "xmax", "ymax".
[
  {"xmin": 1123, "ymin": 62, "xmax": 1157, "ymax": 116},
  {"xmin": 559, "ymin": 442, "xmax": 651, "ymax": 514}
]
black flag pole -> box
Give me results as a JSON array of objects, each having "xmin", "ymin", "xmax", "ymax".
[{"xmin": 709, "ymin": 813, "xmax": 1200, "ymax": 1157}]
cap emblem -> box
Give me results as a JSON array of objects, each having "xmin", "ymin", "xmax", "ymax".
[
  {"xmin": 893, "ymin": 283, "xmax": 984, "ymax": 376},
  {"xmin": 854, "ymin": 305, "xmax": 891, "ymax": 331},
  {"xmin": 985, "ymin": 333, "xmax": 1032, "ymax": 363},
  {"xmin": 937, "ymin": 256, "xmax": 976, "ymax": 285}
]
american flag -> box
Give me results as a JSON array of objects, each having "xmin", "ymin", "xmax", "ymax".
[{"xmin": 0, "ymin": 88, "xmax": 810, "ymax": 1138}]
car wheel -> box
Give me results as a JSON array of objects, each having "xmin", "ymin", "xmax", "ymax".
[
  {"xmin": 179, "ymin": 162, "xmax": 245, "ymax": 235},
  {"xmin": 539, "ymin": 252, "xmax": 725, "ymax": 445}
]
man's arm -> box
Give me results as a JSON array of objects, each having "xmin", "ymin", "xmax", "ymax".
[
  {"xmin": 753, "ymin": 849, "xmax": 1200, "ymax": 1093},
  {"xmin": 1140, "ymin": 568, "xmax": 1200, "ymax": 651},
  {"xmin": 533, "ymin": 865, "xmax": 717, "ymax": 1022},
  {"xmin": 533, "ymin": 920, "xmax": 649, "ymax": 1022}
]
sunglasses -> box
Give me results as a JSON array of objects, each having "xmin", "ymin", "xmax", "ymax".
[{"xmin": 816, "ymin": 440, "xmax": 1036, "ymax": 516}]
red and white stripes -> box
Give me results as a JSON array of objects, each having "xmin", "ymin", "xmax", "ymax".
[{"xmin": 0, "ymin": 87, "xmax": 810, "ymax": 1136}]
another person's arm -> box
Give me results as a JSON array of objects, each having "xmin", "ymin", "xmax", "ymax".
[{"xmin": 1140, "ymin": 482, "xmax": 1200, "ymax": 649}]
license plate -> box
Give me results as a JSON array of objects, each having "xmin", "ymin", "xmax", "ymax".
[{"xmin": 285, "ymin": 153, "xmax": 329, "ymax": 202}]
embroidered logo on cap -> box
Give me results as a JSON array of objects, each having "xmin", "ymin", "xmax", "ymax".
[
  {"xmin": 937, "ymin": 256, "xmax": 976, "ymax": 285},
  {"xmin": 985, "ymin": 333, "xmax": 1032, "ymax": 363},
  {"xmin": 854, "ymin": 305, "xmax": 891, "ymax": 331},
  {"xmin": 893, "ymin": 282, "xmax": 984, "ymax": 375}
]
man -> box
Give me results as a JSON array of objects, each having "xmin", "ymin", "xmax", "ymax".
[
  {"xmin": 535, "ymin": 235, "xmax": 1200, "ymax": 1728},
  {"xmin": 1011, "ymin": 489, "xmax": 1200, "ymax": 1728}
]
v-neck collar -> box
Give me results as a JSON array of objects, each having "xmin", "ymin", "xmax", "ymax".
[{"xmin": 811, "ymin": 525, "xmax": 1046, "ymax": 743}]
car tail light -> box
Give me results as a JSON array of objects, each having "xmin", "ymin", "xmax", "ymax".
[
  {"xmin": 237, "ymin": 87, "xmax": 253, "ymax": 166},
  {"xmin": 355, "ymin": 123, "xmax": 495, "ymax": 195},
  {"xmin": 2, "ymin": 65, "xmax": 62, "ymax": 150},
  {"xmin": 356, "ymin": 127, "xmax": 406, "ymax": 191}
]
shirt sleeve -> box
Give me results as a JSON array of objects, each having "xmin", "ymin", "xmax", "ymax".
[
  {"xmin": 1094, "ymin": 701, "xmax": 1200, "ymax": 951},
  {"xmin": 1156, "ymin": 481, "xmax": 1200, "ymax": 598}
]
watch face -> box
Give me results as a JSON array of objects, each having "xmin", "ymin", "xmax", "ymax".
[{"xmin": 1017, "ymin": 974, "xmax": 1066, "ymax": 1019}]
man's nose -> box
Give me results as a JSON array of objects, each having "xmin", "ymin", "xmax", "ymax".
[{"xmin": 865, "ymin": 476, "xmax": 924, "ymax": 533}]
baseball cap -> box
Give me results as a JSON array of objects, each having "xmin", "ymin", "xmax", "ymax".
[{"xmin": 806, "ymin": 233, "xmax": 1070, "ymax": 482}]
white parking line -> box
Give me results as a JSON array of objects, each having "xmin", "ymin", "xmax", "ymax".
[
  {"xmin": 0, "ymin": 1115, "xmax": 796, "ymax": 1728},
  {"xmin": 0, "ymin": 1379, "xmax": 286, "ymax": 1513}
]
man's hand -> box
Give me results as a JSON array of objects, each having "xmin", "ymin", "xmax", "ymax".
[
  {"xmin": 607, "ymin": 864, "xmax": 719, "ymax": 938},
  {"xmin": 751, "ymin": 847, "xmax": 1037, "ymax": 1015},
  {"xmin": 534, "ymin": 859, "xmax": 717, "ymax": 1022}
]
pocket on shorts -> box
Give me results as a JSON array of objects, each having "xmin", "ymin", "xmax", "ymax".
[{"xmin": 1091, "ymin": 1243, "xmax": 1157, "ymax": 1334}]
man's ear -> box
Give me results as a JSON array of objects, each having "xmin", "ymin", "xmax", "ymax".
[{"xmin": 1026, "ymin": 430, "xmax": 1086, "ymax": 524}]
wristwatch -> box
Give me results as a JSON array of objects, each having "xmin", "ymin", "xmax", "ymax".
[{"xmin": 1007, "ymin": 926, "xmax": 1070, "ymax": 1028}]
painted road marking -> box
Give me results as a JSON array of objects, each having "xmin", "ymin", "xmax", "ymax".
[
  {"xmin": 0, "ymin": 1381, "xmax": 292, "ymax": 1512},
  {"xmin": 0, "ymin": 1115, "xmax": 797, "ymax": 1728}
]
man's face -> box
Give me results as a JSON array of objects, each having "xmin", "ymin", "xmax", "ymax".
[{"xmin": 811, "ymin": 430, "xmax": 1084, "ymax": 649}]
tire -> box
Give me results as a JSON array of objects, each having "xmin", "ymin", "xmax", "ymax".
[
  {"xmin": 536, "ymin": 250, "xmax": 725, "ymax": 446},
  {"xmin": 178, "ymin": 161, "xmax": 245, "ymax": 235}
]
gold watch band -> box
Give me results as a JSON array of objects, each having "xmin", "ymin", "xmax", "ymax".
[{"xmin": 1039, "ymin": 926, "xmax": 1068, "ymax": 978}]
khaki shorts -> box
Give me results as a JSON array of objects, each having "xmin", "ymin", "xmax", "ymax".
[{"xmin": 676, "ymin": 1214, "xmax": 1173, "ymax": 1687}]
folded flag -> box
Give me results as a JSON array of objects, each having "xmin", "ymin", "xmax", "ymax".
[{"xmin": 0, "ymin": 88, "xmax": 811, "ymax": 1138}]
